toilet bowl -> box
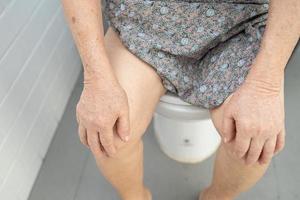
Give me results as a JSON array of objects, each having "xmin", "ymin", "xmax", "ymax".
[{"xmin": 153, "ymin": 91, "xmax": 221, "ymax": 163}]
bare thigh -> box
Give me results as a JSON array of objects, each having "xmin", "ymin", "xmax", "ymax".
[
  {"xmin": 103, "ymin": 26, "xmax": 166, "ymax": 148},
  {"xmin": 209, "ymin": 93, "xmax": 233, "ymax": 134}
]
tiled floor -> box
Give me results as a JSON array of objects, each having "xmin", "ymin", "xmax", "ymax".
[{"xmin": 29, "ymin": 43, "xmax": 300, "ymax": 200}]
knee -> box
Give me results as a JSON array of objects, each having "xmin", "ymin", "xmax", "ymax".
[
  {"xmin": 113, "ymin": 113, "xmax": 148, "ymax": 155},
  {"xmin": 89, "ymin": 91, "xmax": 154, "ymax": 160},
  {"xmin": 91, "ymin": 119, "xmax": 145, "ymax": 161},
  {"xmin": 110, "ymin": 103, "xmax": 152, "ymax": 158},
  {"xmin": 114, "ymin": 132, "xmax": 143, "ymax": 156},
  {"xmin": 221, "ymin": 140, "xmax": 283, "ymax": 167}
]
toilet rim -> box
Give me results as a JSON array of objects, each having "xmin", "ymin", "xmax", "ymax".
[
  {"xmin": 160, "ymin": 91, "xmax": 192, "ymax": 106},
  {"xmin": 157, "ymin": 92, "xmax": 210, "ymax": 120}
]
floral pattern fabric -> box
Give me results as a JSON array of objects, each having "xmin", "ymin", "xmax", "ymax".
[{"xmin": 103, "ymin": 0, "xmax": 269, "ymax": 109}]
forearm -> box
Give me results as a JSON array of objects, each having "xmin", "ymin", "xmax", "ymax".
[
  {"xmin": 61, "ymin": 0, "xmax": 115, "ymax": 82},
  {"xmin": 246, "ymin": 0, "xmax": 300, "ymax": 90}
]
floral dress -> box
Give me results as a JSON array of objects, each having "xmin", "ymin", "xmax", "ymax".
[{"xmin": 103, "ymin": 0, "xmax": 269, "ymax": 109}]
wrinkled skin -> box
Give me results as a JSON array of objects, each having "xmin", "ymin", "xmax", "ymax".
[
  {"xmin": 75, "ymin": 77, "xmax": 131, "ymax": 157},
  {"xmin": 220, "ymin": 78, "xmax": 285, "ymax": 165}
]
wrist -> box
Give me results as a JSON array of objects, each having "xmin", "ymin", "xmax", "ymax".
[
  {"xmin": 245, "ymin": 58, "xmax": 284, "ymax": 94},
  {"xmin": 83, "ymin": 53, "xmax": 117, "ymax": 83},
  {"xmin": 83, "ymin": 64, "xmax": 117, "ymax": 84},
  {"xmin": 244, "ymin": 77, "xmax": 282, "ymax": 96}
]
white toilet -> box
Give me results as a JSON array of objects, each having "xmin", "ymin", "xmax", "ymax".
[{"xmin": 153, "ymin": 91, "xmax": 221, "ymax": 164}]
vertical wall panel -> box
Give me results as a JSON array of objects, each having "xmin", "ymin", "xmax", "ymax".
[
  {"xmin": 0, "ymin": 0, "xmax": 82, "ymax": 199},
  {"xmin": 0, "ymin": 0, "xmax": 61, "ymax": 133},
  {"xmin": 0, "ymin": 0, "xmax": 40, "ymax": 57}
]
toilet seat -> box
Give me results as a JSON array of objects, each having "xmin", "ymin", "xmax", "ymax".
[
  {"xmin": 157, "ymin": 91, "xmax": 209, "ymax": 120},
  {"xmin": 160, "ymin": 91, "xmax": 191, "ymax": 106}
]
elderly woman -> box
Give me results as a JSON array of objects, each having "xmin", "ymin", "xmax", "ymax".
[{"xmin": 61, "ymin": 0, "xmax": 299, "ymax": 199}]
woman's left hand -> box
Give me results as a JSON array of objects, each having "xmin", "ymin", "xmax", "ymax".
[{"xmin": 220, "ymin": 76, "xmax": 286, "ymax": 165}]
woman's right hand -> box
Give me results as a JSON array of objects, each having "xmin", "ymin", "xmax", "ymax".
[
  {"xmin": 61, "ymin": 0, "xmax": 131, "ymax": 157},
  {"xmin": 76, "ymin": 74, "xmax": 131, "ymax": 157}
]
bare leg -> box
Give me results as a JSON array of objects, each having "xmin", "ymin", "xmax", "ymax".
[
  {"xmin": 92, "ymin": 27, "xmax": 166, "ymax": 200},
  {"xmin": 199, "ymin": 81, "xmax": 284, "ymax": 200}
]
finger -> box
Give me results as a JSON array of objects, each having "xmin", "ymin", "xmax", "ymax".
[
  {"xmin": 75, "ymin": 106, "xmax": 81, "ymax": 124},
  {"xmin": 222, "ymin": 115, "xmax": 236, "ymax": 143},
  {"xmin": 98, "ymin": 132, "xmax": 109, "ymax": 157},
  {"xmin": 245, "ymin": 138, "xmax": 265, "ymax": 165},
  {"xmin": 99, "ymin": 128, "xmax": 117, "ymax": 157},
  {"xmin": 259, "ymin": 136, "xmax": 277, "ymax": 165},
  {"xmin": 76, "ymin": 114, "xmax": 80, "ymax": 124},
  {"xmin": 87, "ymin": 129, "xmax": 104, "ymax": 157},
  {"xmin": 116, "ymin": 108, "xmax": 131, "ymax": 142},
  {"xmin": 274, "ymin": 129, "xmax": 285, "ymax": 155},
  {"xmin": 78, "ymin": 124, "xmax": 89, "ymax": 148},
  {"xmin": 233, "ymin": 132, "xmax": 251, "ymax": 159}
]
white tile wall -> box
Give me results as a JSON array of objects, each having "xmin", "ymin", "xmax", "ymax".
[
  {"xmin": 0, "ymin": 0, "xmax": 82, "ymax": 199},
  {"xmin": 0, "ymin": 0, "xmax": 13, "ymax": 16}
]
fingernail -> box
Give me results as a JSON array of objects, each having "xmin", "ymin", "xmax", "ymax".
[
  {"xmin": 224, "ymin": 137, "xmax": 228, "ymax": 143},
  {"xmin": 124, "ymin": 135, "xmax": 130, "ymax": 142}
]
